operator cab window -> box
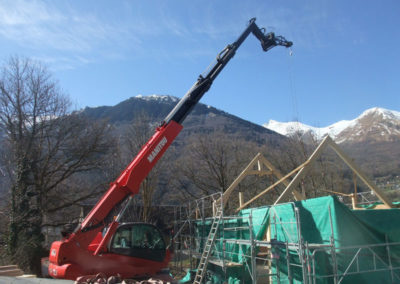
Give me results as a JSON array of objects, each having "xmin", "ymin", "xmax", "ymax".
[
  {"xmin": 111, "ymin": 226, "xmax": 132, "ymax": 249},
  {"xmin": 110, "ymin": 223, "xmax": 166, "ymax": 262}
]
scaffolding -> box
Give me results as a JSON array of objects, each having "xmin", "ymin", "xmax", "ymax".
[{"xmin": 171, "ymin": 193, "xmax": 400, "ymax": 284}]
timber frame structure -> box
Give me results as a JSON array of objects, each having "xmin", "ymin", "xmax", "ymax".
[
  {"xmin": 219, "ymin": 153, "xmax": 305, "ymax": 209},
  {"xmin": 222, "ymin": 135, "xmax": 394, "ymax": 212},
  {"xmin": 170, "ymin": 137, "xmax": 398, "ymax": 283}
]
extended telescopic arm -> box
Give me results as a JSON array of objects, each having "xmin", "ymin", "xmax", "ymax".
[
  {"xmin": 163, "ymin": 18, "xmax": 292, "ymax": 126},
  {"xmin": 48, "ymin": 19, "xmax": 293, "ymax": 279},
  {"xmin": 79, "ymin": 18, "xmax": 292, "ymax": 241}
]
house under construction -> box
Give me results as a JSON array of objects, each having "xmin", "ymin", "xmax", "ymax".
[{"xmin": 170, "ymin": 136, "xmax": 400, "ymax": 284}]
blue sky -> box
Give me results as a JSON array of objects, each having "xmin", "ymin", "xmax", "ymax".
[{"xmin": 0, "ymin": 0, "xmax": 399, "ymax": 127}]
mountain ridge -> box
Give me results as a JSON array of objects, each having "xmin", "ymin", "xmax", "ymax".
[
  {"xmin": 81, "ymin": 95, "xmax": 399, "ymax": 179},
  {"xmin": 82, "ymin": 94, "xmax": 286, "ymax": 145},
  {"xmin": 263, "ymin": 107, "xmax": 400, "ymax": 143}
]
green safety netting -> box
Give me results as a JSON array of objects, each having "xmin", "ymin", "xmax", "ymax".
[
  {"xmin": 193, "ymin": 196, "xmax": 400, "ymax": 284},
  {"xmin": 194, "ymin": 206, "xmax": 270, "ymax": 264},
  {"xmin": 270, "ymin": 196, "xmax": 400, "ymax": 283},
  {"xmin": 194, "ymin": 206, "xmax": 269, "ymax": 282}
]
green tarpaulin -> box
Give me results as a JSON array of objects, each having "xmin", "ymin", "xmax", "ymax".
[
  {"xmin": 194, "ymin": 196, "xmax": 400, "ymax": 283},
  {"xmin": 270, "ymin": 196, "xmax": 400, "ymax": 283}
]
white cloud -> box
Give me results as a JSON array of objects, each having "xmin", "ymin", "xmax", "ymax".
[
  {"xmin": 0, "ymin": 0, "xmax": 59, "ymax": 25},
  {"xmin": 0, "ymin": 0, "xmax": 130, "ymax": 51},
  {"xmin": 0, "ymin": 0, "xmax": 140, "ymax": 69},
  {"xmin": 0, "ymin": 0, "xmax": 337, "ymax": 70}
]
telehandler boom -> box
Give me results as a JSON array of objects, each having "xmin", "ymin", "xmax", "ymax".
[{"xmin": 48, "ymin": 18, "xmax": 292, "ymax": 280}]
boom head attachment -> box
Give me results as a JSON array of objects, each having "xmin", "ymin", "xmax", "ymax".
[
  {"xmin": 260, "ymin": 32, "xmax": 293, "ymax": 51},
  {"xmin": 248, "ymin": 18, "xmax": 292, "ymax": 52}
]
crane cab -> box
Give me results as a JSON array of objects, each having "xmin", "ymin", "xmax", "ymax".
[
  {"xmin": 110, "ymin": 222, "xmax": 167, "ymax": 262},
  {"xmin": 48, "ymin": 222, "xmax": 171, "ymax": 280}
]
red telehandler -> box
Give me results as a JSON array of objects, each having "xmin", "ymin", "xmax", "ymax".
[{"xmin": 48, "ymin": 18, "xmax": 292, "ymax": 280}]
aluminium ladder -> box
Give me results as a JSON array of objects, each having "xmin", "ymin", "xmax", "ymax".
[{"xmin": 193, "ymin": 202, "xmax": 223, "ymax": 284}]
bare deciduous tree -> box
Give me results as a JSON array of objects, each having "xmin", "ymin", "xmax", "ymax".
[
  {"xmin": 0, "ymin": 56, "xmax": 112, "ymax": 274},
  {"xmin": 172, "ymin": 132, "xmax": 260, "ymax": 205}
]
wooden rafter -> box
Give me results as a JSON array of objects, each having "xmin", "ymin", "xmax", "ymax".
[
  {"xmin": 273, "ymin": 136, "xmax": 393, "ymax": 208},
  {"xmin": 233, "ymin": 136, "xmax": 393, "ymax": 211},
  {"xmin": 219, "ymin": 153, "xmax": 305, "ymax": 209},
  {"xmin": 273, "ymin": 136, "xmax": 332, "ymax": 204},
  {"xmin": 236, "ymin": 160, "xmax": 310, "ymax": 211}
]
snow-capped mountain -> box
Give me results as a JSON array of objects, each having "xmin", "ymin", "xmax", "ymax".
[
  {"xmin": 135, "ymin": 94, "xmax": 179, "ymax": 103},
  {"xmin": 263, "ymin": 107, "xmax": 400, "ymax": 143}
]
